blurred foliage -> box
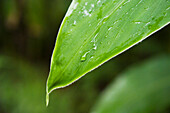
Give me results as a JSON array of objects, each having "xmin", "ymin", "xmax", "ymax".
[
  {"xmin": 92, "ymin": 55, "xmax": 170, "ymax": 113},
  {"xmin": 0, "ymin": 0, "xmax": 170, "ymax": 113},
  {"xmin": 0, "ymin": 0, "xmax": 72, "ymax": 63}
]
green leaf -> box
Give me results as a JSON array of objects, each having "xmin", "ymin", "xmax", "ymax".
[
  {"xmin": 91, "ymin": 55, "xmax": 170, "ymax": 113},
  {"xmin": 46, "ymin": 0, "xmax": 170, "ymax": 105}
]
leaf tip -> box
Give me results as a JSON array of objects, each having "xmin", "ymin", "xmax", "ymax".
[
  {"xmin": 46, "ymin": 92, "xmax": 49, "ymax": 107},
  {"xmin": 46, "ymin": 83, "xmax": 50, "ymax": 107}
]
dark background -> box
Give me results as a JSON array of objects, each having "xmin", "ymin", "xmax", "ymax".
[{"xmin": 0, "ymin": 0, "xmax": 170, "ymax": 113}]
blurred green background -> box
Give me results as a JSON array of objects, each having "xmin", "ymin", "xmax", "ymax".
[{"xmin": 0, "ymin": 0, "xmax": 170, "ymax": 113}]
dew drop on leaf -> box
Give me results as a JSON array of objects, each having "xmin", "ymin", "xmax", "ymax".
[
  {"xmin": 135, "ymin": 22, "xmax": 141, "ymax": 24},
  {"xmin": 73, "ymin": 20, "xmax": 77, "ymax": 25},
  {"xmin": 81, "ymin": 51, "xmax": 89, "ymax": 62},
  {"xmin": 93, "ymin": 44, "xmax": 97, "ymax": 50}
]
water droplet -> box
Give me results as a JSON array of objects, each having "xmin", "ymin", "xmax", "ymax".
[
  {"xmin": 89, "ymin": 9, "xmax": 93, "ymax": 13},
  {"xmin": 73, "ymin": 20, "xmax": 76, "ymax": 25},
  {"xmin": 91, "ymin": 33, "xmax": 98, "ymax": 42},
  {"xmin": 101, "ymin": 15, "xmax": 109, "ymax": 23},
  {"xmin": 123, "ymin": 0, "xmax": 131, "ymax": 5},
  {"xmin": 91, "ymin": 4, "xmax": 94, "ymax": 7},
  {"xmin": 83, "ymin": 10, "xmax": 92, "ymax": 17},
  {"xmin": 113, "ymin": 20, "xmax": 119, "ymax": 25},
  {"xmin": 108, "ymin": 27, "xmax": 112, "ymax": 31},
  {"xmin": 166, "ymin": 7, "xmax": 170, "ymax": 11},
  {"xmin": 90, "ymin": 56, "xmax": 94, "ymax": 59},
  {"xmin": 144, "ymin": 22, "xmax": 150, "ymax": 27},
  {"xmin": 81, "ymin": 51, "xmax": 89, "ymax": 62},
  {"xmin": 135, "ymin": 22, "xmax": 141, "ymax": 24},
  {"xmin": 84, "ymin": 10, "xmax": 88, "ymax": 15},
  {"xmin": 97, "ymin": 0, "xmax": 101, "ymax": 4},
  {"xmin": 93, "ymin": 44, "xmax": 97, "ymax": 50}
]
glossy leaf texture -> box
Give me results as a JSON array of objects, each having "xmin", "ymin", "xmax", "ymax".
[
  {"xmin": 91, "ymin": 55, "xmax": 170, "ymax": 113},
  {"xmin": 46, "ymin": 0, "xmax": 170, "ymax": 105}
]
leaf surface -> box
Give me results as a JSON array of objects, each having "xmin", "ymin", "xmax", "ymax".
[
  {"xmin": 46, "ymin": 0, "xmax": 170, "ymax": 105},
  {"xmin": 91, "ymin": 55, "xmax": 170, "ymax": 113}
]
